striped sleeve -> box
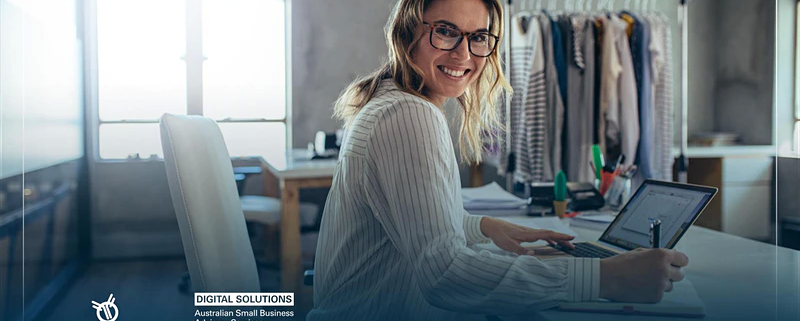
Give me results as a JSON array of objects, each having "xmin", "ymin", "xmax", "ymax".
[
  {"xmin": 463, "ymin": 212, "xmax": 491, "ymax": 245},
  {"xmin": 363, "ymin": 97, "xmax": 600, "ymax": 314}
]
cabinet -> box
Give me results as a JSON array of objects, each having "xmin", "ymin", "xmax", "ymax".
[{"xmin": 686, "ymin": 155, "xmax": 774, "ymax": 241}]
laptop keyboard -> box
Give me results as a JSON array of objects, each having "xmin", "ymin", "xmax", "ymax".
[{"xmin": 554, "ymin": 242, "xmax": 617, "ymax": 258}]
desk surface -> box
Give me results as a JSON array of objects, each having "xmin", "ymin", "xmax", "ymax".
[
  {"xmin": 501, "ymin": 219, "xmax": 800, "ymax": 321},
  {"xmin": 257, "ymin": 149, "xmax": 337, "ymax": 179}
]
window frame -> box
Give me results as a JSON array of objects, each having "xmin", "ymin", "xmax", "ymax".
[{"xmin": 85, "ymin": 0, "xmax": 292, "ymax": 161}]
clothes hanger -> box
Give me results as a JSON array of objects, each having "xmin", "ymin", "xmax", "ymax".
[
  {"xmin": 515, "ymin": 0, "xmax": 533, "ymax": 34},
  {"xmin": 597, "ymin": 0, "xmax": 605, "ymax": 13}
]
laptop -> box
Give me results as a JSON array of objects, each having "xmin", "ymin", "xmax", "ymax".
[{"xmin": 551, "ymin": 179, "xmax": 718, "ymax": 258}]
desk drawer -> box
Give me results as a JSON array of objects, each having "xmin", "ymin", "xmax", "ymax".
[{"xmin": 722, "ymin": 156, "xmax": 773, "ymax": 184}]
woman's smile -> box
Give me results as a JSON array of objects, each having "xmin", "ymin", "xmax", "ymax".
[{"xmin": 437, "ymin": 65, "xmax": 472, "ymax": 80}]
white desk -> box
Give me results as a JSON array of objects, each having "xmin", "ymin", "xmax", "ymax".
[
  {"xmin": 255, "ymin": 149, "xmax": 337, "ymax": 292},
  {"xmin": 499, "ymin": 219, "xmax": 800, "ymax": 321},
  {"xmin": 260, "ymin": 149, "xmax": 337, "ymax": 179}
]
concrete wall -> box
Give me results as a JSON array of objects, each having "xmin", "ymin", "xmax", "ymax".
[
  {"xmin": 290, "ymin": 0, "xmax": 397, "ymax": 148},
  {"xmin": 687, "ymin": 0, "xmax": 719, "ymax": 139},
  {"xmin": 687, "ymin": 0, "xmax": 777, "ymax": 146},
  {"xmin": 713, "ymin": 0, "xmax": 775, "ymax": 145}
]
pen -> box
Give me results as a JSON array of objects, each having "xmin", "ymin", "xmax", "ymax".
[
  {"xmin": 613, "ymin": 154, "xmax": 625, "ymax": 172},
  {"xmin": 650, "ymin": 219, "xmax": 661, "ymax": 248},
  {"xmin": 625, "ymin": 165, "xmax": 638, "ymax": 178}
]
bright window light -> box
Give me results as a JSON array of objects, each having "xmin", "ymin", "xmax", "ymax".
[
  {"xmin": 202, "ymin": 0, "xmax": 286, "ymax": 120},
  {"xmin": 95, "ymin": 0, "xmax": 287, "ymax": 159},
  {"xmin": 97, "ymin": 0, "xmax": 187, "ymax": 121}
]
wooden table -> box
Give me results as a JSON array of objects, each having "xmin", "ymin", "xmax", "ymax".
[{"xmin": 258, "ymin": 149, "xmax": 337, "ymax": 292}]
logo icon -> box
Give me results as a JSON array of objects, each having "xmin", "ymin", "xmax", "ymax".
[{"xmin": 91, "ymin": 294, "xmax": 119, "ymax": 321}]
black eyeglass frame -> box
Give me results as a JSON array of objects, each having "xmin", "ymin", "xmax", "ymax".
[{"xmin": 422, "ymin": 22, "xmax": 500, "ymax": 58}]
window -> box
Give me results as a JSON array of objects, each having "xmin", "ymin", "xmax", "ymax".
[{"xmin": 95, "ymin": 0, "xmax": 287, "ymax": 159}]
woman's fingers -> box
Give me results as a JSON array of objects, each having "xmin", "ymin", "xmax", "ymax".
[
  {"xmin": 556, "ymin": 240, "xmax": 575, "ymax": 249},
  {"xmin": 496, "ymin": 236, "xmax": 534, "ymax": 256},
  {"xmin": 515, "ymin": 229, "xmax": 575, "ymax": 243},
  {"xmin": 663, "ymin": 279, "xmax": 674, "ymax": 292},
  {"xmin": 668, "ymin": 265, "xmax": 685, "ymax": 283},
  {"xmin": 669, "ymin": 250, "xmax": 690, "ymax": 267}
]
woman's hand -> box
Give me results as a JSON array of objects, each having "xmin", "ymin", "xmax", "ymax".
[
  {"xmin": 479, "ymin": 217, "xmax": 575, "ymax": 255},
  {"xmin": 599, "ymin": 248, "xmax": 689, "ymax": 303}
]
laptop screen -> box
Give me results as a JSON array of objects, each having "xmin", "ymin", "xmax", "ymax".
[{"xmin": 599, "ymin": 180, "xmax": 717, "ymax": 251}]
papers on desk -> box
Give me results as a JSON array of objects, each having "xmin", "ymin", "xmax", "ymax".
[
  {"xmin": 462, "ymin": 182, "xmax": 528, "ymax": 215},
  {"xmin": 558, "ymin": 279, "xmax": 706, "ymax": 318},
  {"xmin": 568, "ymin": 212, "xmax": 617, "ymax": 231}
]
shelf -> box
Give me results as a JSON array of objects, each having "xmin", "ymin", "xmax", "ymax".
[{"xmin": 673, "ymin": 145, "xmax": 777, "ymax": 158}]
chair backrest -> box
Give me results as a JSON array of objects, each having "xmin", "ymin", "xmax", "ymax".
[{"xmin": 159, "ymin": 113, "xmax": 260, "ymax": 292}]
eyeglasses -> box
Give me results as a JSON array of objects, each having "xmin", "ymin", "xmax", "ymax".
[{"xmin": 422, "ymin": 22, "xmax": 499, "ymax": 58}]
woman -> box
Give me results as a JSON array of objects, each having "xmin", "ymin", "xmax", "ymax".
[{"xmin": 309, "ymin": 0, "xmax": 688, "ymax": 320}]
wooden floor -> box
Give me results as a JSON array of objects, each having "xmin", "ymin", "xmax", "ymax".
[{"xmin": 40, "ymin": 259, "xmax": 312, "ymax": 321}]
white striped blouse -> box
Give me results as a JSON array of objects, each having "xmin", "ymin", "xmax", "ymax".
[{"xmin": 308, "ymin": 79, "xmax": 600, "ymax": 321}]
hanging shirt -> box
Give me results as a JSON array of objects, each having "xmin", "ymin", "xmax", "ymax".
[
  {"xmin": 557, "ymin": 16, "xmax": 572, "ymax": 172},
  {"xmin": 593, "ymin": 18, "xmax": 605, "ymax": 147},
  {"xmin": 602, "ymin": 15, "xmax": 639, "ymax": 167},
  {"xmin": 549, "ymin": 12, "xmax": 568, "ymax": 107},
  {"xmin": 624, "ymin": 12, "xmax": 654, "ymax": 180},
  {"xmin": 521, "ymin": 14, "xmax": 548, "ymax": 183},
  {"xmin": 597, "ymin": 16, "xmax": 619, "ymax": 155},
  {"xmin": 539, "ymin": 13, "xmax": 565, "ymax": 180},
  {"xmin": 562, "ymin": 14, "xmax": 597, "ymax": 183},
  {"xmin": 500, "ymin": 12, "xmax": 536, "ymax": 182},
  {"xmin": 648, "ymin": 14, "xmax": 675, "ymax": 181},
  {"xmin": 309, "ymin": 78, "xmax": 600, "ymax": 321}
]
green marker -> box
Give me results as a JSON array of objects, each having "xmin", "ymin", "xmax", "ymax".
[{"xmin": 592, "ymin": 145, "xmax": 604, "ymax": 180}]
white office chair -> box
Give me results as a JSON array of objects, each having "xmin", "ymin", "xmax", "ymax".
[{"xmin": 159, "ymin": 113, "xmax": 318, "ymax": 291}]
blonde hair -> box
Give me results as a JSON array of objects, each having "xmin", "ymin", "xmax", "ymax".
[{"xmin": 332, "ymin": 0, "xmax": 511, "ymax": 164}]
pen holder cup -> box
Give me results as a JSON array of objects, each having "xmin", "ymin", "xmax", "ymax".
[
  {"xmin": 599, "ymin": 171, "xmax": 616, "ymax": 195},
  {"xmin": 604, "ymin": 176, "xmax": 631, "ymax": 210},
  {"xmin": 553, "ymin": 200, "xmax": 568, "ymax": 218}
]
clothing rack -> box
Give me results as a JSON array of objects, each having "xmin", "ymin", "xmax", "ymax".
[{"xmin": 499, "ymin": 0, "xmax": 695, "ymax": 192}]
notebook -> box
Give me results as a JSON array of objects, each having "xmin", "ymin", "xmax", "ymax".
[{"xmin": 558, "ymin": 279, "xmax": 705, "ymax": 318}]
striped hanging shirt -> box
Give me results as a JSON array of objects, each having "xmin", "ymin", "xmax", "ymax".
[{"xmin": 308, "ymin": 78, "xmax": 600, "ymax": 321}]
